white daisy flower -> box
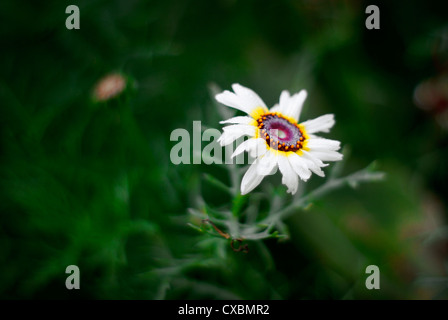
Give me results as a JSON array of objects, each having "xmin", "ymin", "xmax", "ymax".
[{"xmin": 216, "ymin": 84, "xmax": 343, "ymax": 195}]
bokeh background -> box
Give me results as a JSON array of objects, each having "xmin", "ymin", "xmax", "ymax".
[{"xmin": 1, "ymin": 0, "xmax": 448, "ymax": 299}]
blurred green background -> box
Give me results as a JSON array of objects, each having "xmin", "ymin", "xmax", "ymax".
[{"xmin": 1, "ymin": 0, "xmax": 448, "ymax": 299}]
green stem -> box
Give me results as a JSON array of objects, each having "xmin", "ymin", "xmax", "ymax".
[{"xmin": 263, "ymin": 166, "xmax": 385, "ymax": 225}]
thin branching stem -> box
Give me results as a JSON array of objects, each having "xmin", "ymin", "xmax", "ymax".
[
  {"xmin": 190, "ymin": 161, "xmax": 385, "ymax": 242},
  {"xmin": 262, "ymin": 166, "xmax": 385, "ymax": 226}
]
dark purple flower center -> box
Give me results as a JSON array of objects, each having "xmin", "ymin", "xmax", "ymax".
[{"xmin": 257, "ymin": 113, "xmax": 306, "ymax": 151}]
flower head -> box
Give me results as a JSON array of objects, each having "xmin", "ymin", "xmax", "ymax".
[
  {"xmin": 216, "ymin": 84, "xmax": 343, "ymax": 195},
  {"xmin": 93, "ymin": 73, "xmax": 127, "ymax": 101}
]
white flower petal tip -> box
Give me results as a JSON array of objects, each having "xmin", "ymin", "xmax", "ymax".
[
  {"xmin": 214, "ymin": 84, "xmax": 268, "ymax": 116},
  {"xmin": 240, "ymin": 160, "xmax": 265, "ymax": 195},
  {"xmin": 276, "ymin": 89, "xmax": 308, "ymax": 121},
  {"xmin": 219, "ymin": 116, "xmax": 253, "ymax": 125},
  {"xmin": 302, "ymin": 114, "xmax": 335, "ymax": 134},
  {"xmin": 215, "ymin": 84, "xmax": 343, "ymax": 195},
  {"xmin": 218, "ymin": 124, "xmax": 256, "ymax": 146},
  {"xmin": 307, "ymin": 138, "xmax": 341, "ymax": 152},
  {"xmin": 309, "ymin": 150, "xmax": 343, "ymax": 162},
  {"xmin": 278, "ymin": 156, "xmax": 298, "ymax": 195},
  {"xmin": 231, "ymin": 138, "xmax": 267, "ymax": 159}
]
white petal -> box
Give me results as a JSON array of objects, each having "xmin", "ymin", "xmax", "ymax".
[
  {"xmin": 301, "ymin": 150, "xmax": 327, "ymax": 177},
  {"xmin": 215, "ymin": 84, "xmax": 268, "ymax": 117},
  {"xmin": 277, "ymin": 89, "xmax": 307, "ymax": 121},
  {"xmin": 278, "ymin": 90, "xmax": 290, "ymax": 112},
  {"xmin": 248, "ymin": 138, "xmax": 268, "ymax": 158},
  {"xmin": 232, "ymin": 83, "xmax": 267, "ymax": 109},
  {"xmin": 222, "ymin": 124, "xmax": 256, "ymax": 135},
  {"xmin": 301, "ymin": 114, "xmax": 335, "ymax": 134},
  {"xmin": 240, "ymin": 159, "xmax": 265, "ymax": 195},
  {"xmin": 232, "ymin": 139, "xmax": 253, "ymax": 158},
  {"xmin": 215, "ymin": 90, "xmax": 249, "ymax": 114},
  {"xmin": 302, "ymin": 150, "xmax": 327, "ymax": 166},
  {"xmin": 270, "ymin": 103, "xmax": 280, "ymax": 113},
  {"xmin": 278, "ymin": 155, "xmax": 299, "ymax": 194},
  {"xmin": 256, "ymin": 150, "xmax": 278, "ymax": 176},
  {"xmin": 307, "ymin": 138, "xmax": 341, "ymax": 151},
  {"xmin": 217, "ymin": 132, "xmax": 235, "ymax": 146},
  {"xmin": 287, "ymin": 153, "xmax": 312, "ymax": 181},
  {"xmin": 220, "ymin": 116, "xmax": 254, "ymax": 125},
  {"xmin": 309, "ymin": 150, "xmax": 343, "ymax": 162},
  {"xmin": 218, "ymin": 124, "xmax": 256, "ymax": 146},
  {"xmin": 232, "ymin": 138, "xmax": 267, "ymax": 158}
]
